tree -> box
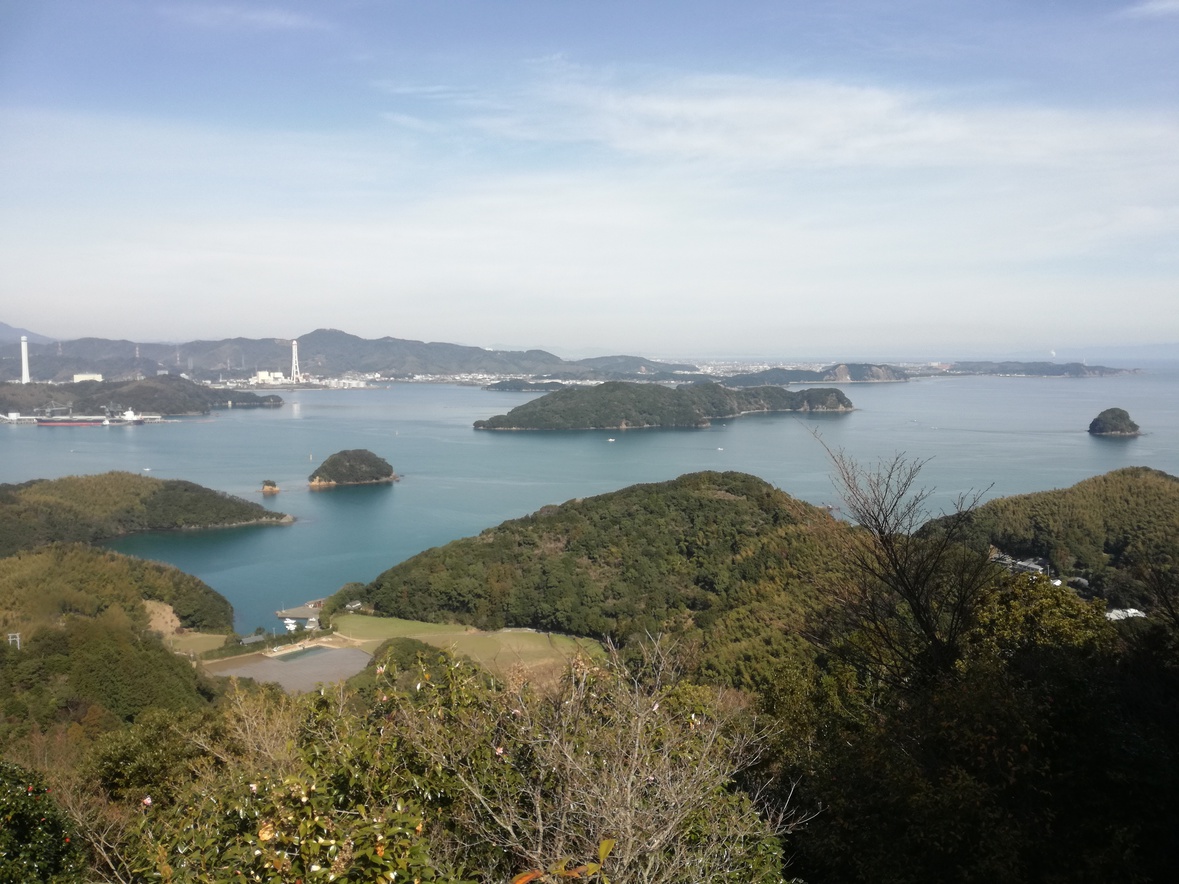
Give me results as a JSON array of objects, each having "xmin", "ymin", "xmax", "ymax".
[
  {"xmin": 818, "ymin": 450, "xmax": 1000, "ymax": 688},
  {"xmin": 379, "ymin": 644, "xmax": 794, "ymax": 884},
  {"xmin": 778, "ymin": 452, "xmax": 1179, "ymax": 883}
]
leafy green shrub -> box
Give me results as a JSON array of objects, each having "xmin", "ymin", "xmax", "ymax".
[{"xmin": 0, "ymin": 761, "xmax": 85, "ymax": 883}]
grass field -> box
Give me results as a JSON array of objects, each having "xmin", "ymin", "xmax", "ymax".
[
  {"xmin": 333, "ymin": 614, "xmax": 602, "ymax": 681},
  {"xmin": 166, "ymin": 631, "xmax": 230, "ymax": 655}
]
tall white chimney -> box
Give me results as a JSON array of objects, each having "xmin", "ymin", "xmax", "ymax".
[
  {"xmin": 20, "ymin": 336, "xmax": 30, "ymax": 384},
  {"xmin": 291, "ymin": 339, "xmax": 300, "ymax": 382}
]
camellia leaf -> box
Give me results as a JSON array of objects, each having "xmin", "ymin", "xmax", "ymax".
[{"xmin": 598, "ymin": 839, "xmax": 615, "ymax": 864}]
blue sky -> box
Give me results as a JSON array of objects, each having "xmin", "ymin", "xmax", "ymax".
[{"xmin": 1, "ymin": 1, "xmax": 1176, "ymax": 359}]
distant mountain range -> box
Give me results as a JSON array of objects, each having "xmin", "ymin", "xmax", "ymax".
[
  {"xmin": 0, "ymin": 322, "xmax": 54, "ymax": 345},
  {"xmin": 0, "ymin": 324, "xmax": 1142, "ymax": 385},
  {"xmin": 0, "ymin": 327, "xmax": 702, "ymax": 384}
]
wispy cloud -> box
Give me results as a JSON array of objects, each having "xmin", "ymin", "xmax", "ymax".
[
  {"xmin": 3, "ymin": 64, "xmax": 1176, "ymax": 352},
  {"xmin": 161, "ymin": 4, "xmax": 331, "ymax": 31},
  {"xmin": 449, "ymin": 71, "xmax": 1179, "ymax": 177},
  {"xmin": 1120, "ymin": 1, "xmax": 1179, "ymax": 17}
]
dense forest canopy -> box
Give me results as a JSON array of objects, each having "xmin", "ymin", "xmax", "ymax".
[
  {"xmin": 0, "ymin": 471, "xmax": 289, "ymax": 558},
  {"xmin": 933, "ymin": 466, "xmax": 1179, "ymax": 591},
  {"xmin": 0, "ymin": 545, "xmax": 223, "ymax": 749},
  {"xmin": 0, "ymin": 543, "xmax": 232, "ymax": 635},
  {"xmin": 474, "ymin": 381, "xmax": 852, "ymax": 430},
  {"xmin": 328, "ymin": 471, "xmax": 852, "ymax": 687}
]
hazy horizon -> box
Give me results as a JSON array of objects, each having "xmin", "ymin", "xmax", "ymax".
[
  {"xmin": 2, "ymin": 2, "xmax": 1177, "ymax": 356},
  {"xmin": 5, "ymin": 318, "xmax": 1178, "ymax": 369}
]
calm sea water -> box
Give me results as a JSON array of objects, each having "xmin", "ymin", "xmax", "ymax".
[{"xmin": 4, "ymin": 369, "xmax": 1177, "ymax": 632}]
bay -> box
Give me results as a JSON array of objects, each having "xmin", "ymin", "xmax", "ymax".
[{"xmin": 3, "ymin": 368, "xmax": 1177, "ymax": 633}]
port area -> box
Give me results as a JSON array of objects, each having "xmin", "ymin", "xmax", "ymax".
[{"xmin": 275, "ymin": 600, "xmax": 325, "ymax": 620}]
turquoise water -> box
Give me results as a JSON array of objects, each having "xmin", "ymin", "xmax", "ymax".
[{"xmin": 4, "ymin": 371, "xmax": 1177, "ymax": 632}]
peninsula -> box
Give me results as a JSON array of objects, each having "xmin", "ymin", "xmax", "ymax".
[
  {"xmin": 0, "ymin": 471, "xmax": 291, "ymax": 558},
  {"xmin": 473, "ymin": 381, "xmax": 852, "ymax": 430}
]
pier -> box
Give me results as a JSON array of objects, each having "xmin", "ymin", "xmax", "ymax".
[{"xmin": 275, "ymin": 599, "xmax": 325, "ymax": 620}]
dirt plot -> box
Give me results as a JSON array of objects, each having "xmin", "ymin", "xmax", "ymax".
[
  {"xmin": 203, "ymin": 646, "xmax": 372, "ymax": 692},
  {"xmin": 144, "ymin": 600, "xmax": 181, "ymax": 634}
]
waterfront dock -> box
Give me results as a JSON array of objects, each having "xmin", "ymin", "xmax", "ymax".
[{"xmin": 275, "ymin": 599, "xmax": 325, "ymax": 619}]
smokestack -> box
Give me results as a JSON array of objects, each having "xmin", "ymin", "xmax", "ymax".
[
  {"xmin": 291, "ymin": 339, "xmax": 300, "ymax": 382},
  {"xmin": 20, "ymin": 336, "xmax": 30, "ymax": 384}
]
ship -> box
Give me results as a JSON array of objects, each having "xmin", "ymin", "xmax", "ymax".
[
  {"xmin": 103, "ymin": 409, "xmax": 147, "ymax": 426},
  {"xmin": 36, "ymin": 414, "xmax": 108, "ymax": 427},
  {"xmin": 36, "ymin": 407, "xmax": 151, "ymax": 427}
]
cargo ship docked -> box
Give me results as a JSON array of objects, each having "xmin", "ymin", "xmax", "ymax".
[{"xmin": 34, "ymin": 408, "xmax": 155, "ymax": 426}]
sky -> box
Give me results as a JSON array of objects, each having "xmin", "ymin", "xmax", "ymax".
[{"xmin": 1, "ymin": 1, "xmax": 1177, "ymax": 360}]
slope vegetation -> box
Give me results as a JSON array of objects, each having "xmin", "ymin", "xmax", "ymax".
[
  {"xmin": 0, "ymin": 545, "xmax": 221, "ymax": 744},
  {"xmin": 332, "ymin": 471, "xmax": 851, "ymax": 686},
  {"xmin": 942, "ymin": 466, "xmax": 1179, "ymax": 578},
  {"xmin": 0, "ymin": 542, "xmax": 232, "ymax": 634}
]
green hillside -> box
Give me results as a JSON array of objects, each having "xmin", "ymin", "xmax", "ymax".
[
  {"xmin": 937, "ymin": 466, "xmax": 1179, "ymax": 586},
  {"xmin": 474, "ymin": 380, "xmax": 852, "ymax": 430},
  {"xmin": 0, "ymin": 471, "xmax": 290, "ymax": 557},
  {"xmin": 0, "ymin": 544, "xmax": 224, "ymax": 743},
  {"xmin": 0, "ymin": 542, "xmax": 232, "ymax": 635},
  {"xmin": 330, "ymin": 471, "xmax": 851, "ymax": 687}
]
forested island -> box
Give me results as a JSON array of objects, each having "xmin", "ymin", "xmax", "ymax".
[
  {"xmin": 724, "ymin": 362, "xmax": 908, "ymax": 385},
  {"xmin": 5, "ymin": 463, "xmax": 1179, "ymax": 883},
  {"xmin": 309, "ymin": 449, "xmax": 397, "ymax": 487},
  {"xmin": 940, "ymin": 360, "xmax": 1133, "ymax": 377},
  {"xmin": 483, "ymin": 378, "xmax": 567, "ymax": 392},
  {"xmin": 1088, "ymin": 406, "xmax": 1141, "ymax": 436},
  {"xmin": 474, "ymin": 380, "xmax": 852, "ymax": 430}
]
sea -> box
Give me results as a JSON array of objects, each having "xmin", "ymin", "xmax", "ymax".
[{"xmin": 4, "ymin": 368, "xmax": 1178, "ymax": 633}]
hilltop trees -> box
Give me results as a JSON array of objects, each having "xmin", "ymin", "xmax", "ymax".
[
  {"xmin": 773, "ymin": 453, "xmax": 1179, "ymax": 883},
  {"xmin": 815, "ymin": 451, "xmax": 1001, "ymax": 687}
]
